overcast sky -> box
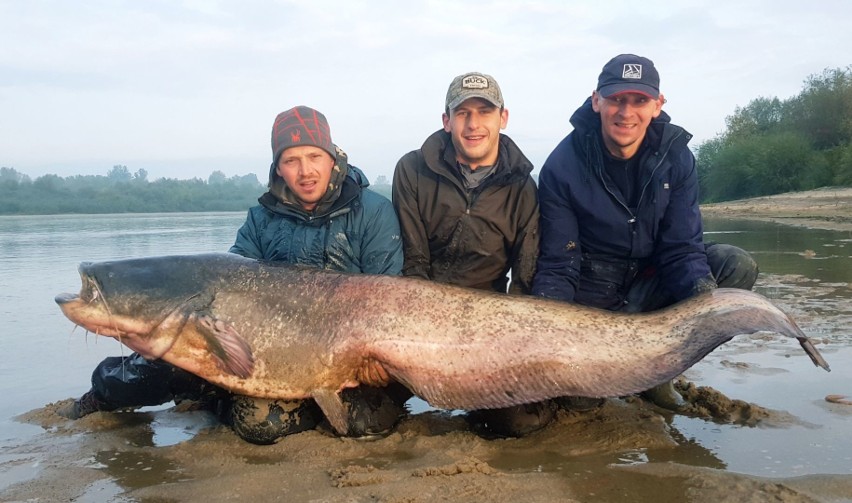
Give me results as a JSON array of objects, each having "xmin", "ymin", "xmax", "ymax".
[{"xmin": 2, "ymin": 0, "xmax": 850, "ymax": 184}]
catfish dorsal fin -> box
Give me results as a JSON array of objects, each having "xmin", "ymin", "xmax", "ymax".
[
  {"xmin": 313, "ymin": 389, "xmax": 349, "ymax": 436},
  {"xmin": 194, "ymin": 313, "xmax": 255, "ymax": 378}
]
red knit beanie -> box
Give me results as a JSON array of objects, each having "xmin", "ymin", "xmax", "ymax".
[{"xmin": 271, "ymin": 106, "xmax": 336, "ymax": 164}]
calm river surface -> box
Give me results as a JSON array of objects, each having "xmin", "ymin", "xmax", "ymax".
[{"xmin": 1, "ymin": 213, "xmax": 850, "ymax": 485}]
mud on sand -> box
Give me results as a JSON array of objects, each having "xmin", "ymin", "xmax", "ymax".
[{"xmin": 5, "ymin": 383, "xmax": 852, "ymax": 503}]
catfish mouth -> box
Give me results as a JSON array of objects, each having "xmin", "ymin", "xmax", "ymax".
[
  {"xmin": 55, "ymin": 271, "xmax": 158, "ymax": 341},
  {"xmin": 55, "ymin": 265, "xmax": 207, "ymax": 362},
  {"xmin": 54, "ymin": 290, "xmax": 141, "ymax": 339}
]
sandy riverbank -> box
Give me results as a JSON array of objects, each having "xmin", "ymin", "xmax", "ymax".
[{"xmin": 700, "ymin": 186, "xmax": 852, "ymax": 232}]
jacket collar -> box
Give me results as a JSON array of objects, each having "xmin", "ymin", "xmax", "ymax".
[
  {"xmin": 260, "ymin": 158, "xmax": 369, "ymax": 221},
  {"xmin": 421, "ymin": 129, "xmax": 534, "ymax": 188},
  {"xmin": 569, "ymin": 96, "xmax": 689, "ymax": 156}
]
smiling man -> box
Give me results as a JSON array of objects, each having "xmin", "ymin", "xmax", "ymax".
[
  {"xmin": 533, "ymin": 54, "xmax": 759, "ymax": 409},
  {"xmin": 392, "ymin": 72, "xmax": 544, "ymax": 437}
]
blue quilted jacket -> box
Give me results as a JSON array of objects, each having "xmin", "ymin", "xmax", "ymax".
[{"xmin": 230, "ymin": 158, "xmax": 402, "ymax": 275}]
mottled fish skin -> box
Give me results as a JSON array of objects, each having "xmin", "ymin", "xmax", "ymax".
[{"xmin": 55, "ymin": 253, "xmax": 830, "ymax": 434}]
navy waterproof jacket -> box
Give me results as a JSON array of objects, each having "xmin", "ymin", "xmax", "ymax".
[
  {"xmin": 230, "ymin": 159, "xmax": 402, "ymax": 275},
  {"xmin": 532, "ymin": 98, "xmax": 712, "ymax": 304}
]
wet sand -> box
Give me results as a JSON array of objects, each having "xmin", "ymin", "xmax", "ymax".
[
  {"xmin": 7, "ymin": 387, "xmax": 852, "ymax": 503},
  {"xmin": 3, "ymin": 187, "xmax": 852, "ymax": 502}
]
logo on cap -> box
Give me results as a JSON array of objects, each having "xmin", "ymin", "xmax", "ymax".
[
  {"xmin": 622, "ymin": 64, "xmax": 642, "ymax": 79},
  {"xmin": 462, "ymin": 75, "xmax": 489, "ymax": 89}
]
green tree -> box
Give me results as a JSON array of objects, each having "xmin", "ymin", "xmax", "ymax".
[
  {"xmin": 232, "ymin": 173, "xmax": 261, "ymax": 187},
  {"xmin": 786, "ymin": 66, "xmax": 852, "ymax": 149},
  {"xmin": 208, "ymin": 170, "xmax": 227, "ymax": 185},
  {"xmin": 373, "ymin": 175, "xmax": 389, "ymax": 185},
  {"xmin": 107, "ymin": 165, "xmax": 132, "ymax": 182},
  {"xmin": 696, "ymin": 65, "xmax": 852, "ymax": 202},
  {"xmin": 33, "ymin": 174, "xmax": 64, "ymax": 193},
  {"xmin": 833, "ymin": 143, "xmax": 852, "ymax": 185},
  {"xmin": 724, "ymin": 96, "xmax": 785, "ymax": 139}
]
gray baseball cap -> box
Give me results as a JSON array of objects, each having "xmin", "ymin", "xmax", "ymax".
[{"xmin": 445, "ymin": 72, "xmax": 504, "ymax": 111}]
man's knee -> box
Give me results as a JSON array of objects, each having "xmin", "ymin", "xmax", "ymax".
[
  {"xmin": 341, "ymin": 383, "xmax": 412, "ymax": 437},
  {"xmin": 229, "ymin": 396, "xmax": 322, "ymax": 445},
  {"xmin": 706, "ymin": 243, "xmax": 759, "ymax": 290},
  {"xmin": 466, "ymin": 400, "xmax": 557, "ymax": 438},
  {"xmin": 92, "ymin": 354, "xmax": 176, "ymax": 408}
]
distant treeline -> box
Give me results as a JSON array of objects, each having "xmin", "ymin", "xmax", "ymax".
[
  {"xmin": 0, "ymin": 166, "xmax": 266, "ymax": 215},
  {"xmin": 0, "ymin": 165, "xmax": 395, "ymax": 215},
  {"xmin": 696, "ymin": 65, "xmax": 852, "ymax": 202},
  {"xmin": 5, "ymin": 66, "xmax": 851, "ymax": 214}
]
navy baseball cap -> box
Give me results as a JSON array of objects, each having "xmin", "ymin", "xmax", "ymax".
[{"xmin": 597, "ymin": 54, "xmax": 660, "ymax": 99}]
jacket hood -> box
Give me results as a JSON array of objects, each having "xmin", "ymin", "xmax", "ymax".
[
  {"xmin": 420, "ymin": 129, "xmax": 534, "ymax": 188},
  {"xmin": 262, "ymin": 147, "xmax": 367, "ymax": 218}
]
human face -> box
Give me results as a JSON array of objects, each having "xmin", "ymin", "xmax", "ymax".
[
  {"xmin": 592, "ymin": 91, "xmax": 664, "ymax": 160},
  {"xmin": 442, "ymin": 97, "xmax": 508, "ymax": 169},
  {"xmin": 275, "ymin": 145, "xmax": 335, "ymax": 211}
]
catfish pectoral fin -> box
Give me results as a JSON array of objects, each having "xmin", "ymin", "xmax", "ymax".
[
  {"xmin": 356, "ymin": 359, "xmax": 390, "ymax": 387},
  {"xmin": 313, "ymin": 389, "xmax": 349, "ymax": 436},
  {"xmin": 194, "ymin": 313, "xmax": 255, "ymax": 378}
]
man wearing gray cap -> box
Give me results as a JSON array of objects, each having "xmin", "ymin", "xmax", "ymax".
[
  {"xmin": 533, "ymin": 54, "xmax": 759, "ymax": 409},
  {"xmin": 392, "ymin": 72, "xmax": 548, "ymax": 437}
]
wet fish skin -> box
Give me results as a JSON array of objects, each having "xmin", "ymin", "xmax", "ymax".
[{"xmin": 55, "ymin": 253, "xmax": 830, "ymax": 434}]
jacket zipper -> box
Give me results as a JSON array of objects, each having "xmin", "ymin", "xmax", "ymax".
[
  {"xmin": 636, "ymin": 129, "xmax": 682, "ymax": 211},
  {"xmin": 596, "ymin": 129, "xmax": 682, "ymax": 224}
]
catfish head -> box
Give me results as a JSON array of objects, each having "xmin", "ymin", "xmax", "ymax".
[{"xmin": 55, "ymin": 254, "xmax": 255, "ymax": 377}]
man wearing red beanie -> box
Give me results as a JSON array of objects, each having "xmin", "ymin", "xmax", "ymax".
[{"xmin": 64, "ymin": 106, "xmax": 410, "ymax": 444}]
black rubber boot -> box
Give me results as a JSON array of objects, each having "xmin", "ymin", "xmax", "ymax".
[
  {"xmin": 554, "ymin": 396, "xmax": 606, "ymax": 412},
  {"xmin": 467, "ymin": 400, "xmax": 557, "ymax": 438},
  {"xmin": 57, "ymin": 389, "xmax": 117, "ymax": 419},
  {"xmin": 641, "ymin": 380, "xmax": 686, "ymax": 411},
  {"xmin": 229, "ymin": 396, "xmax": 323, "ymax": 445},
  {"xmin": 342, "ymin": 383, "xmax": 412, "ymax": 438}
]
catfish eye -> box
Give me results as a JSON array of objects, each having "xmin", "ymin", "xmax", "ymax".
[{"xmin": 84, "ymin": 277, "xmax": 102, "ymax": 303}]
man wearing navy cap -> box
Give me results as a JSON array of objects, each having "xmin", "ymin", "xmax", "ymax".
[{"xmin": 533, "ymin": 55, "xmax": 759, "ymax": 408}]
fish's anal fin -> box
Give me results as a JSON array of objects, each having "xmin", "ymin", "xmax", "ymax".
[
  {"xmin": 313, "ymin": 389, "xmax": 349, "ymax": 436},
  {"xmin": 194, "ymin": 314, "xmax": 255, "ymax": 378}
]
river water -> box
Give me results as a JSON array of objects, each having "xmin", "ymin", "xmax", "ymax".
[{"xmin": 1, "ymin": 213, "xmax": 850, "ymax": 488}]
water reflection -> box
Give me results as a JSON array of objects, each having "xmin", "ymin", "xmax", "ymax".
[
  {"xmin": 704, "ymin": 217, "xmax": 852, "ymax": 283},
  {"xmin": 93, "ymin": 449, "xmax": 185, "ymax": 489}
]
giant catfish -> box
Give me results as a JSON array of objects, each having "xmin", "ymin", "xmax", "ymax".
[{"xmin": 55, "ymin": 253, "xmax": 830, "ymax": 434}]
